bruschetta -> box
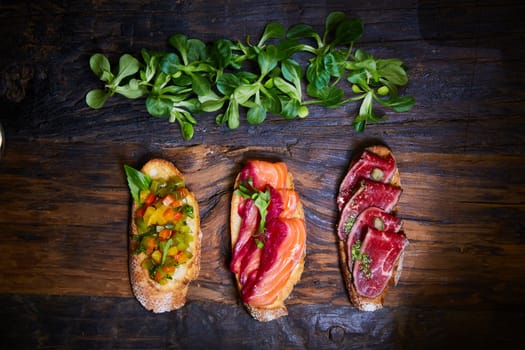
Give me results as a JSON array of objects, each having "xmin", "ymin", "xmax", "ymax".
[
  {"xmin": 230, "ymin": 160, "xmax": 306, "ymax": 322},
  {"xmin": 336, "ymin": 145, "xmax": 409, "ymax": 311},
  {"xmin": 125, "ymin": 159, "xmax": 201, "ymax": 313}
]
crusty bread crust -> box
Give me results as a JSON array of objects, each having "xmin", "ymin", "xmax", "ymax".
[
  {"xmin": 230, "ymin": 167, "xmax": 305, "ymax": 322},
  {"xmin": 129, "ymin": 159, "xmax": 201, "ymax": 313},
  {"xmin": 338, "ymin": 145, "xmax": 405, "ymax": 311}
]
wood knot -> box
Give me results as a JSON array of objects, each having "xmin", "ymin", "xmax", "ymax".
[
  {"xmin": 0, "ymin": 63, "xmax": 34, "ymax": 103},
  {"xmin": 328, "ymin": 325, "xmax": 346, "ymax": 343}
]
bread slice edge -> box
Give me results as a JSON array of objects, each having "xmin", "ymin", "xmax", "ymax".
[
  {"xmin": 230, "ymin": 166, "xmax": 305, "ymax": 322},
  {"xmin": 129, "ymin": 159, "xmax": 201, "ymax": 313}
]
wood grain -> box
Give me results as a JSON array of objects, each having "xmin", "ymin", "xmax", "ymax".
[
  {"xmin": 1, "ymin": 140, "xmax": 524, "ymax": 310},
  {"xmin": 1, "ymin": 0, "xmax": 524, "ymax": 348}
]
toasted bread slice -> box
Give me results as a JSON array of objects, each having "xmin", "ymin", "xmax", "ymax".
[
  {"xmin": 129, "ymin": 159, "xmax": 201, "ymax": 313},
  {"xmin": 230, "ymin": 162, "xmax": 306, "ymax": 322},
  {"xmin": 338, "ymin": 145, "xmax": 405, "ymax": 311}
]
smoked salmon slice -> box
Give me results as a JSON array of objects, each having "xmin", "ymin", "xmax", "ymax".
[
  {"xmin": 230, "ymin": 199, "xmax": 260, "ymax": 274},
  {"xmin": 231, "ymin": 160, "xmax": 306, "ymax": 315},
  {"xmin": 242, "ymin": 218, "xmax": 306, "ymax": 306},
  {"xmin": 238, "ymin": 160, "xmax": 289, "ymax": 191}
]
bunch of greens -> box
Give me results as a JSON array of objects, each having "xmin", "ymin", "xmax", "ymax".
[{"xmin": 86, "ymin": 12, "xmax": 414, "ymax": 140}]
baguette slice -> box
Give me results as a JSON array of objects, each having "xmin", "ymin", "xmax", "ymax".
[
  {"xmin": 338, "ymin": 145, "xmax": 406, "ymax": 311},
  {"xmin": 230, "ymin": 161, "xmax": 306, "ymax": 322},
  {"xmin": 129, "ymin": 159, "xmax": 201, "ymax": 313}
]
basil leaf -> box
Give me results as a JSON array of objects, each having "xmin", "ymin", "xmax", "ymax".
[
  {"xmin": 258, "ymin": 45, "xmax": 278, "ymax": 76},
  {"xmin": 114, "ymin": 54, "xmax": 141, "ymax": 85},
  {"xmin": 171, "ymin": 73, "xmax": 192, "ymax": 87},
  {"xmin": 333, "ymin": 18, "xmax": 363, "ymax": 46},
  {"xmin": 217, "ymin": 73, "xmax": 241, "ymax": 96},
  {"xmin": 355, "ymin": 48, "xmax": 372, "ymax": 62},
  {"xmin": 274, "ymin": 77, "xmax": 300, "ymax": 100},
  {"xmin": 85, "ymin": 89, "xmax": 109, "ymax": 109},
  {"xmin": 160, "ymin": 53, "xmax": 181, "ymax": 75},
  {"xmin": 201, "ymin": 97, "xmax": 226, "ymax": 112},
  {"xmin": 100, "ymin": 71, "xmax": 114, "ymax": 84},
  {"xmin": 115, "ymin": 83, "xmax": 147, "ymax": 99},
  {"xmin": 359, "ymin": 91, "xmax": 374, "ymax": 118},
  {"xmin": 142, "ymin": 53, "xmax": 158, "ymax": 82},
  {"xmin": 180, "ymin": 107, "xmax": 198, "ymax": 123},
  {"xmin": 281, "ymin": 59, "xmax": 303, "ymax": 91},
  {"xmin": 261, "ymin": 88, "xmax": 281, "ymax": 114},
  {"xmin": 377, "ymin": 95, "xmax": 415, "ymax": 112},
  {"xmin": 306, "ymin": 85, "xmax": 344, "ymax": 107},
  {"xmin": 280, "ymin": 96, "xmax": 300, "ymax": 119},
  {"xmin": 306, "ymin": 57, "xmax": 330, "ymax": 89},
  {"xmin": 146, "ymin": 95, "xmax": 172, "ymax": 117},
  {"xmin": 247, "ymin": 105, "xmax": 267, "ymax": 125},
  {"xmin": 124, "ymin": 164, "xmax": 152, "ymax": 204},
  {"xmin": 210, "ymin": 39, "xmax": 233, "ymax": 69},
  {"xmin": 226, "ymin": 98, "xmax": 240, "ymax": 129},
  {"xmin": 215, "ymin": 113, "xmax": 226, "ymax": 125},
  {"xmin": 233, "ymin": 84, "xmax": 258, "ymax": 104},
  {"xmin": 178, "ymin": 118, "xmax": 195, "ymax": 140},
  {"xmin": 377, "ymin": 58, "xmax": 409, "ymax": 86},
  {"xmin": 353, "ymin": 116, "xmax": 367, "ymax": 132},
  {"xmin": 169, "ymin": 34, "xmax": 189, "ymax": 64},
  {"xmin": 190, "ymin": 72, "xmax": 211, "ymax": 97},
  {"xmin": 276, "ymin": 38, "xmax": 306, "ymax": 60},
  {"xmin": 258, "ymin": 22, "xmax": 285, "ymax": 46},
  {"xmin": 324, "ymin": 52, "xmax": 343, "ymax": 78},
  {"xmin": 89, "ymin": 53, "xmax": 111, "ymax": 79},
  {"xmin": 324, "ymin": 11, "xmax": 347, "ymax": 36},
  {"xmin": 236, "ymin": 71, "xmax": 259, "ymax": 84},
  {"xmin": 347, "ymin": 70, "xmax": 368, "ymax": 87},
  {"xmin": 186, "ymin": 38, "xmax": 207, "ymax": 62},
  {"xmin": 287, "ymin": 23, "xmax": 318, "ymax": 40}
]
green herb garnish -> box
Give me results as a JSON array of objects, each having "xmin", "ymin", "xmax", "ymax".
[
  {"xmin": 161, "ymin": 238, "xmax": 173, "ymax": 266},
  {"xmin": 235, "ymin": 178, "xmax": 271, "ymax": 248},
  {"xmin": 87, "ymin": 12, "xmax": 414, "ymax": 140},
  {"xmin": 183, "ymin": 204, "xmax": 194, "ymax": 219},
  {"xmin": 351, "ymin": 240, "xmax": 372, "ymax": 279},
  {"xmin": 124, "ymin": 164, "xmax": 152, "ymax": 203},
  {"xmin": 344, "ymin": 216, "xmax": 356, "ymax": 234}
]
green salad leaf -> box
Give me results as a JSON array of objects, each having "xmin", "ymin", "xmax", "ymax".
[
  {"xmin": 87, "ymin": 12, "xmax": 414, "ymax": 140},
  {"xmin": 124, "ymin": 165, "xmax": 152, "ymax": 204}
]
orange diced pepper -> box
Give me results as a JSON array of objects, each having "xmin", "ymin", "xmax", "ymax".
[
  {"xmin": 154, "ymin": 270, "xmax": 163, "ymax": 282},
  {"xmin": 135, "ymin": 206, "xmax": 146, "ymax": 218},
  {"xmin": 162, "ymin": 265, "xmax": 175, "ymax": 274},
  {"xmin": 144, "ymin": 237, "xmax": 157, "ymax": 255},
  {"xmin": 159, "ymin": 228, "xmax": 172, "ymax": 240},
  {"xmin": 144, "ymin": 193, "xmax": 156, "ymax": 206},
  {"xmin": 162, "ymin": 194, "xmax": 179, "ymax": 207},
  {"xmin": 163, "ymin": 208, "xmax": 183, "ymax": 222},
  {"xmin": 174, "ymin": 188, "xmax": 189, "ymax": 200},
  {"xmin": 175, "ymin": 251, "xmax": 189, "ymax": 264}
]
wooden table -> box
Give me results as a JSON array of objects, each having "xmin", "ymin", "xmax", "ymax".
[{"xmin": 1, "ymin": 0, "xmax": 524, "ymax": 348}]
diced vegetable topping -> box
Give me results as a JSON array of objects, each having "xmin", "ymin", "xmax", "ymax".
[{"xmin": 126, "ymin": 167, "xmax": 195, "ymax": 285}]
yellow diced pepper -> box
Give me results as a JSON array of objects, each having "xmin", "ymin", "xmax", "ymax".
[
  {"xmin": 146, "ymin": 205, "xmax": 169, "ymax": 226},
  {"xmin": 151, "ymin": 250, "xmax": 162, "ymax": 264},
  {"xmin": 139, "ymin": 190, "xmax": 151, "ymax": 204},
  {"xmin": 143, "ymin": 206, "xmax": 156, "ymax": 225},
  {"xmin": 167, "ymin": 246, "xmax": 179, "ymax": 256}
]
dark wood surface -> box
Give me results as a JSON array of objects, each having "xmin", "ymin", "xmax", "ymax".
[{"xmin": 1, "ymin": 0, "xmax": 524, "ymax": 349}]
